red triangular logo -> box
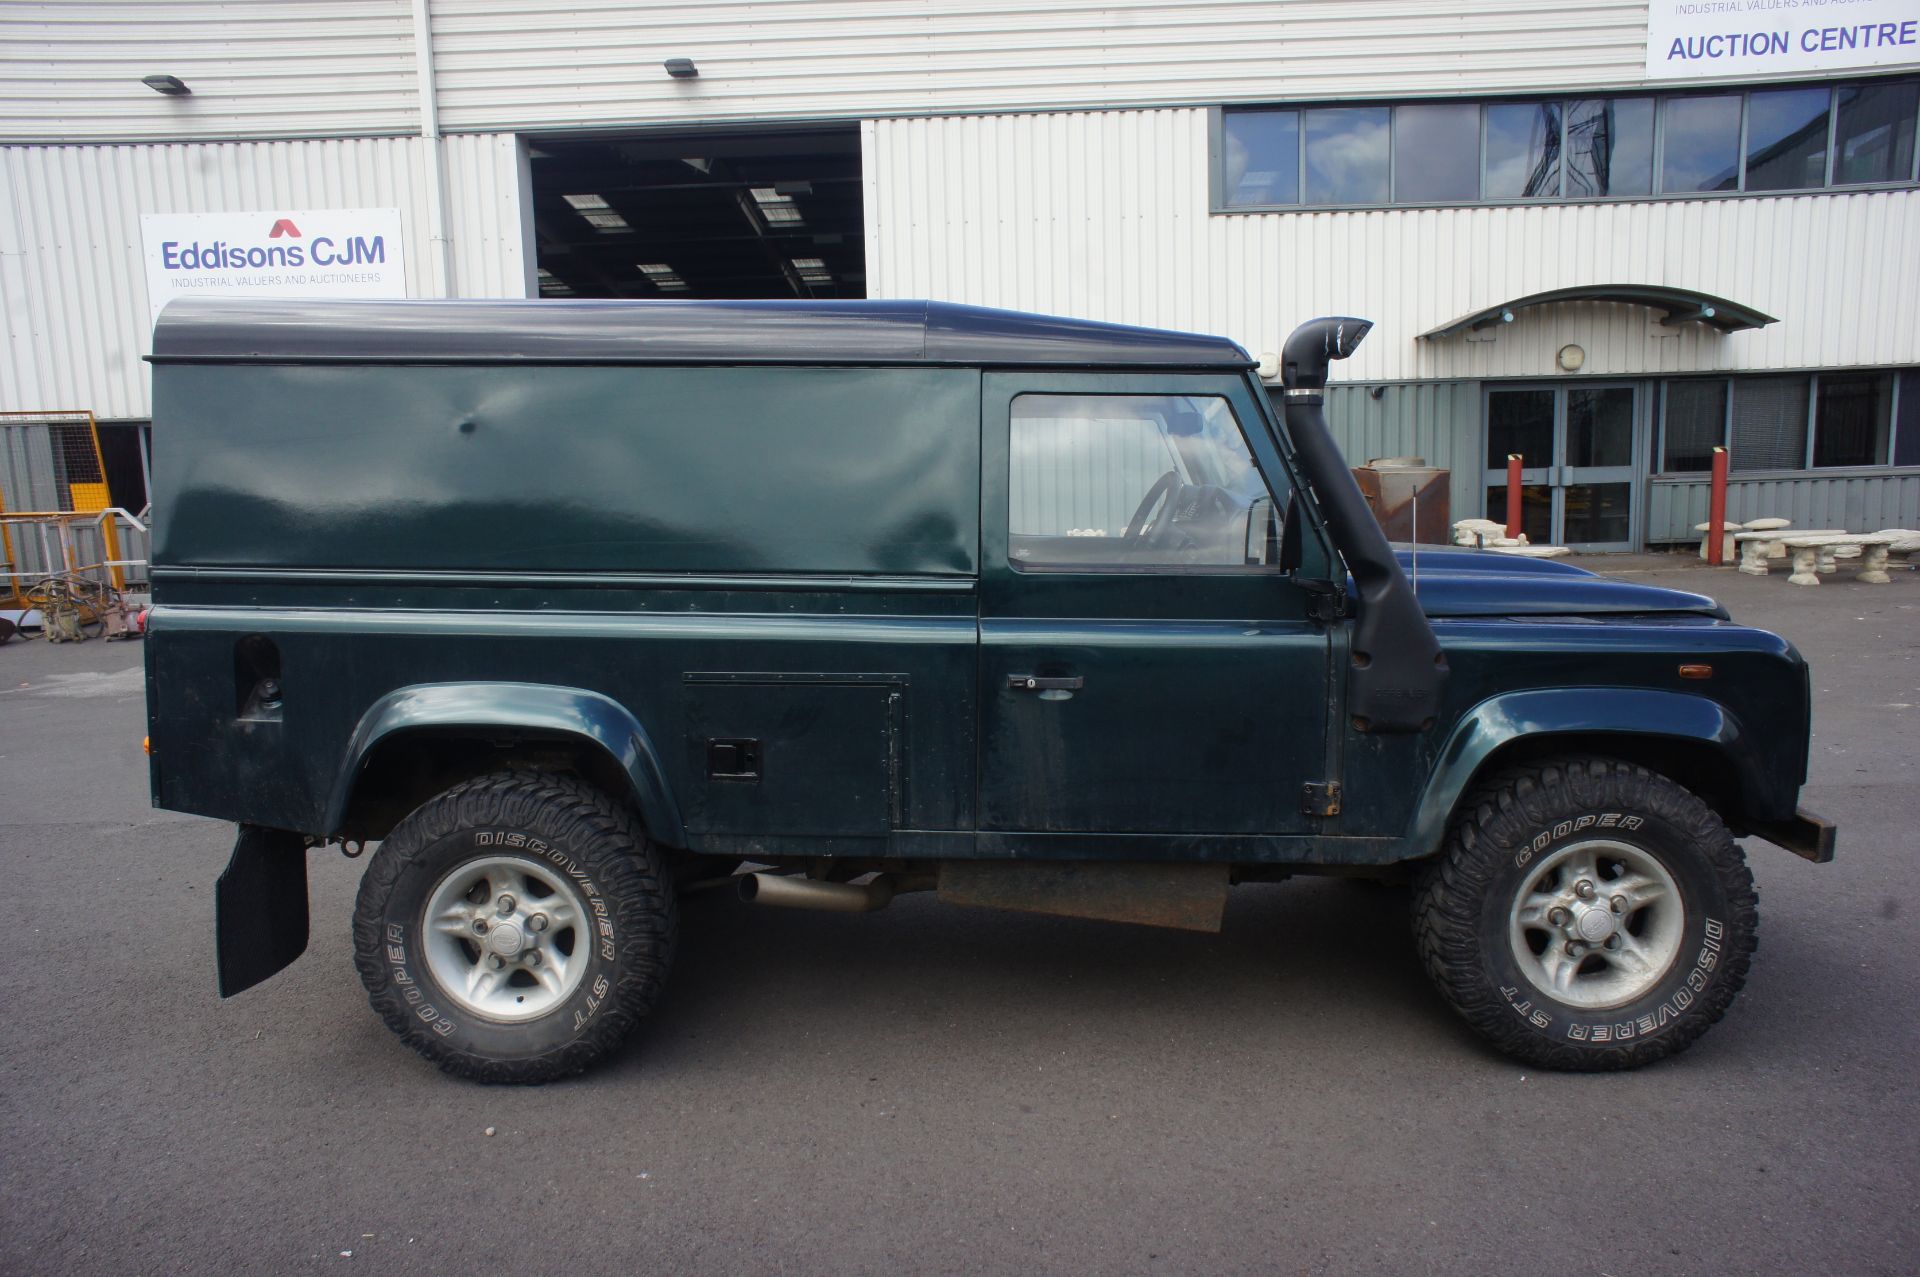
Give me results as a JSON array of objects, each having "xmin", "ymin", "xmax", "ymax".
[{"xmin": 268, "ymin": 218, "xmax": 302, "ymax": 238}]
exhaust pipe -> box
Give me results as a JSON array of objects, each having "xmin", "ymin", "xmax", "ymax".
[{"xmin": 737, "ymin": 872, "xmax": 898, "ymax": 913}]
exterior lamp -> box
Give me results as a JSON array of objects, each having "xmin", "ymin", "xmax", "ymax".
[
  {"xmin": 142, "ymin": 74, "xmax": 191, "ymax": 96},
  {"xmin": 664, "ymin": 58, "xmax": 698, "ymax": 79}
]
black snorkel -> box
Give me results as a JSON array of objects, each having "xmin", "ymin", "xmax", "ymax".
[{"xmin": 1280, "ymin": 317, "xmax": 1448, "ymax": 733}]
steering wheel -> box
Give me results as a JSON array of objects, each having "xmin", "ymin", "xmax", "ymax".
[{"xmin": 1124, "ymin": 471, "xmax": 1181, "ymax": 540}]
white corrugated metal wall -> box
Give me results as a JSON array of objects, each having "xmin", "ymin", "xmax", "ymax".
[
  {"xmin": 424, "ymin": 0, "xmax": 1649, "ymax": 133},
  {"xmin": 0, "ymin": 1, "xmax": 419, "ymax": 142},
  {"xmin": 0, "ymin": 134, "xmax": 528, "ymax": 419},
  {"xmin": 863, "ymin": 110, "xmax": 1920, "ymax": 384}
]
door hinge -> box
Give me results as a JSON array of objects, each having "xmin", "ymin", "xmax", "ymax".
[
  {"xmin": 1301, "ymin": 581, "xmax": 1349, "ymax": 623},
  {"xmin": 1301, "ymin": 781, "xmax": 1343, "ymax": 817}
]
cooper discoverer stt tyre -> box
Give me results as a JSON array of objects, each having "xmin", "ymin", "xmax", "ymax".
[
  {"xmin": 1413, "ymin": 756, "xmax": 1758, "ymax": 1071},
  {"xmin": 352, "ymin": 770, "xmax": 677, "ymax": 1083}
]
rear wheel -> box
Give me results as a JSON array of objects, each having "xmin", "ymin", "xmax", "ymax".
[
  {"xmin": 1413, "ymin": 757, "xmax": 1757, "ymax": 1070},
  {"xmin": 352, "ymin": 770, "xmax": 676, "ymax": 1083}
]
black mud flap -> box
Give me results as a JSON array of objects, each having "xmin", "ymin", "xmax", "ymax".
[{"xmin": 215, "ymin": 825, "xmax": 311, "ymax": 997}]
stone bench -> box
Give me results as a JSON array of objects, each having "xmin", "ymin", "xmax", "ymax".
[
  {"xmin": 1733, "ymin": 529, "xmax": 1844, "ymax": 577},
  {"xmin": 1780, "ymin": 533, "xmax": 1896, "ymax": 586},
  {"xmin": 1880, "ymin": 529, "xmax": 1920, "ymax": 566}
]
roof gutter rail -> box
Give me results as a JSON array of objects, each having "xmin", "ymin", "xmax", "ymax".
[{"xmin": 1280, "ymin": 317, "xmax": 1448, "ymax": 732}]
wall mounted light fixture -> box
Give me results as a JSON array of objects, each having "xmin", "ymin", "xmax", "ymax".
[
  {"xmin": 664, "ymin": 58, "xmax": 698, "ymax": 79},
  {"xmin": 142, "ymin": 74, "xmax": 191, "ymax": 96}
]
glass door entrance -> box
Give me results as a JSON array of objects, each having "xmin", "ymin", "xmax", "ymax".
[{"xmin": 1483, "ymin": 384, "xmax": 1640, "ymax": 551}]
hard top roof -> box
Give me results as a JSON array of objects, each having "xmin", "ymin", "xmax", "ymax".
[{"xmin": 149, "ymin": 298, "xmax": 1253, "ymax": 370}]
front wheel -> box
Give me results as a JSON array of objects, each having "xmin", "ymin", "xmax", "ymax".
[
  {"xmin": 1413, "ymin": 757, "xmax": 1758, "ymax": 1070},
  {"xmin": 352, "ymin": 770, "xmax": 677, "ymax": 1083}
]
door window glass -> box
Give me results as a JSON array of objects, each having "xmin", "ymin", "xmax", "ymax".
[
  {"xmin": 1562, "ymin": 482, "xmax": 1632, "ymax": 546},
  {"xmin": 1483, "ymin": 484, "xmax": 1553, "ymax": 545},
  {"xmin": 1009, "ymin": 394, "xmax": 1283, "ymax": 572},
  {"xmin": 1485, "ymin": 389, "xmax": 1555, "ymax": 469},
  {"xmin": 1565, "ymin": 387, "xmax": 1635, "ymax": 467}
]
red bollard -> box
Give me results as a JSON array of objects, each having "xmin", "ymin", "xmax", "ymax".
[
  {"xmin": 1707, "ymin": 446, "xmax": 1730, "ymax": 565},
  {"xmin": 1505, "ymin": 454, "xmax": 1523, "ymax": 539}
]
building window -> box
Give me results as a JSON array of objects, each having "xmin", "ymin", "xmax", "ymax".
[
  {"xmin": 1657, "ymin": 371, "xmax": 1910, "ymax": 473},
  {"xmin": 1217, "ymin": 75, "xmax": 1920, "ymax": 211},
  {"xmin": 1221, "ymin": 110, "xmax": 1299, "ymax": 206},
  {"xmin": 1745, "ymin": 88, "xmax": 1831, "ymax": 192},
  {"xmin": 1659, "ymin": 95, "xmax": 1742, "ymax": 193},
  {"xmin": 1730, "ymin": 376, "xmax": 1812, "ymax": 471},
  {"xmin": 1303, "ymin": 108, "xmax": 1389, "ymax": 204},
  {"xmin": 1813, "ymin": 374, "xmax": 1892, "ymax": 468},
  {"xmin": 1484, "ymin": 102, "xmax": 1562, "ymax": 199},
  {"xmin": 1393, "ymin": 103, "xmax": 1479, "ymax": 203},
  {"xmin": 1835, "ymin": 81, "xmax": 1919, "ymax": 184},
  {"xmin": 1660, "ymin": 380, "xmax": 1726, "ymax": 472},
  {"xmin": 1566, "ymin": 98, "xmax": 1655, "ymax": 198}
]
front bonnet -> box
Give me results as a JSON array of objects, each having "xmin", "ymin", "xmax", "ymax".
[{"xmin": 1386, "ymin": 548, "xmax": 1726, "ymax": 619}]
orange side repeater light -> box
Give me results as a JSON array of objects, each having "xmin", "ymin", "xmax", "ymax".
[{"xmin": 1678, "ymin": 664, "xmax": 1713, "ymax": 680}]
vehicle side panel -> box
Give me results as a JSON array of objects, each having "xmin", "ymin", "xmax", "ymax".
[{"xmin": 151, "ymin": 363, "xmax": 980, "ymax": 577}]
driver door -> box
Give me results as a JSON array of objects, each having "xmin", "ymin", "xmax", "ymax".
[{"xmin": 977, "ymin": 371, "xmax": 1333, "ymax": 841}]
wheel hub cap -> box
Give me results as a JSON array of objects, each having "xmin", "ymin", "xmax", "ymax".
[
  {"xmin": 1507, "ymin": 838, "xmax": 1686, "ymax": 1010},
  {"xmin": 420, "ymin": 854, "xmax": 592, "ymax": 1023},
  {"xmin": 1571, "ymin": 903, "xmax": 1616, "ymax": 944}
]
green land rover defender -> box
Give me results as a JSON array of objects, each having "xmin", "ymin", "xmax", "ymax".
[{"xmin": 145, "ymin": 299, "xmax": 1832, "ymax": 1082}]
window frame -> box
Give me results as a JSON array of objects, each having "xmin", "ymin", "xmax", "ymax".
[{"xmin": 1211, "ymin": 74, "xmax": 1920, "ymax": 214}]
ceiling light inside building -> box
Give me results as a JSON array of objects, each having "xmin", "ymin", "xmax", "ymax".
[
  {"xmin": 748, "ymin": 187, "xmax": 803, "ymax": 225},
  {"xmin": 791, "ymin": 256, "xmax": 832, "ymax": 284},
  {"xmin": 636, "ymin": 262, "xmax": 689, "ymax": 291},
  {"xmin": 536, "ymin": 267, "xmax": 573, "ymax": 297},
  {"xmin": 562, "ymin": 193, "xmax": 632, "ymax": 232}
]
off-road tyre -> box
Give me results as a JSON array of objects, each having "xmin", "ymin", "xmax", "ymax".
[
  {"xmin": 1414, "ymin": 756, "xmax": 1757, "ymax": 1071},
  {"xmin": 352, "ymin": 770, "xmax": 677, "ymax": 1083}
]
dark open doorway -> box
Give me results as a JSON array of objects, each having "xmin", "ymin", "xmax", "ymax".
[{"xmin": 527, "ymin": 127, "xmax": 865, "ymax": 300}]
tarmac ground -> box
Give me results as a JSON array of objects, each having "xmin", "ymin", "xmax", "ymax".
[{"xmin": 0, "ymin": 556, "xmax": 1914, "ymax": 1274}]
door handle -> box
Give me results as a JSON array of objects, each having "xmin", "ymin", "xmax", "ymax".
[{"xmin": 1007, "ymin": 674, "xmax": 1085, "ymax": 692}]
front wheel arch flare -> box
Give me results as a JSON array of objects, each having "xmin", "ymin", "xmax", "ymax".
[{"xmin": 1403, "ymin": 688, "xmax": 1766, "ymax": 856}]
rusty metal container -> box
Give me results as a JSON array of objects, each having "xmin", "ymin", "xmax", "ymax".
[{"xmin": 1351, "ymin": 456, "xmax": 1450, "ymax": 544}]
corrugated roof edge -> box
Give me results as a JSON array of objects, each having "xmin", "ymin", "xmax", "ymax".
[{"xmin": 147, "ymin": 298, "xmax": 1253, "ymax": 369}]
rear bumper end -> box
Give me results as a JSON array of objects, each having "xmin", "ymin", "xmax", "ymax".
[{"xmin": 1749, "ymin": 808, "xmax": 1837, "ymax": 864}]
